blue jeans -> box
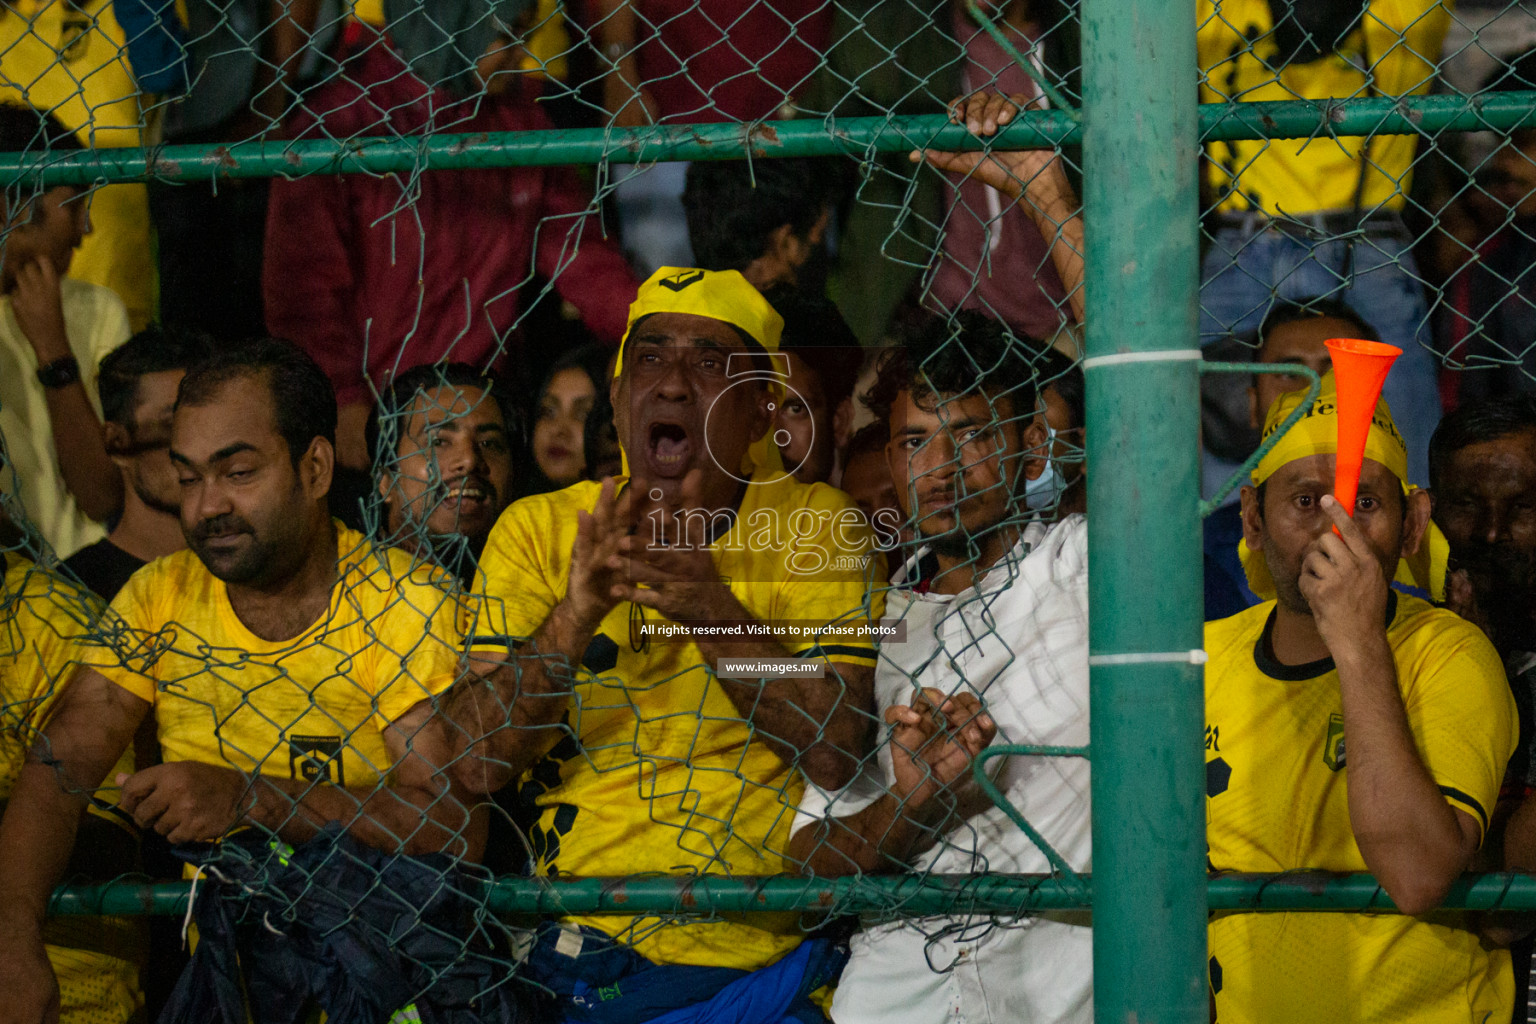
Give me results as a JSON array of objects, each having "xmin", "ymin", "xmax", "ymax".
[{"xmin": 1199, "ymin": 220, "xmax": 1441, "ymax": 492}]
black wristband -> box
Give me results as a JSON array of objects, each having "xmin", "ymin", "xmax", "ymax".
[{"xmin": 35, "ymin": 354, "xmax": 80, "ymax": 389}]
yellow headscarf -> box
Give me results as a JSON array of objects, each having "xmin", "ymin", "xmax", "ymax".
[
  {"xmin": 1240, "ymin": 370, "xmax": 1448, "ymax": 602},
  {"xmin": 614, "ymin": 267, "xmax": 787, "ymax": 480}
]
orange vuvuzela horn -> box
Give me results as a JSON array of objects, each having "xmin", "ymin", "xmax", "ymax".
[{"xmin": 1325, "ymin": 337, "xmax": 1401, "ymax": 519}]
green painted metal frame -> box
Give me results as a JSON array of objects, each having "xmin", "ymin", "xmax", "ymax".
[
  {"xmin": 55, "ymin": 872, "xmax": 1536, "ymax": 917},
  {"xmin": 1080, "ymin": 0, "xmax": 1206, "ymax": 1017},
  {"xmin": 2, "ymin": 90, "xmax": 1535, "ymax": 186}
]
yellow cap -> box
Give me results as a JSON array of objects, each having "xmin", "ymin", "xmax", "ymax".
[{"xmin": 615, "ymin": 267, "xmax": 784, "ymax": 379}]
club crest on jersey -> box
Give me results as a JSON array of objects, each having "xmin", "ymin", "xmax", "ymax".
[
  {"xmin": 289, "ymin": 734, "xmax": 345, "ymax": 786},
  {"xmin": 1322, "ymin": 713, "xmax": 1346, "ymax": 772}
]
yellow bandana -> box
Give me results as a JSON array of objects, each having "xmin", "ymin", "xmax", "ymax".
[
  {"xmin": 614, "ymin": 267, "xmax": 786, "ymax": 479},
  {"xmin": 1240, "ymin": 371, "xmax": 1448, "ymax": 602},
  {"xmin": 1252, "ymin": 370, "xmax": 1408, "ymax": 488}
]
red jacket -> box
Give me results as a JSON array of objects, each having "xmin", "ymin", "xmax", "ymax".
[
  {"xmin": 617, "ymin": 0, "xmax": 829, "ymax": 123},
  {"xmin": 264, "ymin": 43, "xmax": 638, "ymax": 407}
]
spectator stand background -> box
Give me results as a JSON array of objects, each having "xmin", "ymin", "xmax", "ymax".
[{"xmin": 5, "ymin": 2, "xmax": 1536, "ymax": 1022}]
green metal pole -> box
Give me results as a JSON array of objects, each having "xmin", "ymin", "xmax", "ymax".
[
  {"xmin": 6, "ymin": 90, "xmax": 1536, "ymax": 186},
  {"xmin": 1081, "ymin": 0, "xmax": 1206, "ymax": 1018}
]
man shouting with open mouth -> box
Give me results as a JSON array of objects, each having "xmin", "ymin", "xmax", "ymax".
[{"xmin": 451, "ymin": 266, "xmax": 886, "ymax": 1022}]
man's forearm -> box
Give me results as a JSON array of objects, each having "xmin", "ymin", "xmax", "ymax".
[
  {"xmin": 0, "ymin": 761, "xmax": 91, "ymax": 930},
  {"xmin": 696, "ymin": 632, "xmax": 873, "ymax": 789},
  {"xmin": 790, "ymin": 792, "xmax": 953, "ymax": 876},
  {"xmin": 1022, "ymin": 189, "xmax": 1085, "ymax": 324},
  {"xmin": 43, "ymin": 384, "xmax": 123, "ymax": 521},
  {"xmin": 245, "ymin": 775, "xmax": 480, "ymax": 859},
  {"xmin": 1336, "ymin": 637, "xmax": 1471, "ymax": 913},
  {"xmin": 449, "ymin": 598, "xmax": 595, "ymax": 793}
]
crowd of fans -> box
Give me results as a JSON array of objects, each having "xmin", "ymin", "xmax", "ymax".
[{"xmin": 4, "ymin": 0, "xmax": 1536, "ymax": 1023}]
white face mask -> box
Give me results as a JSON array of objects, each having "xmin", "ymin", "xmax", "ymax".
[{"xmin": 1024, "ymin": 425, "xmax": 1067, "ymax": 512}]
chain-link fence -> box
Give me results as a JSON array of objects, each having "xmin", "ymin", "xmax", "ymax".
[{"xmin": 4, "ymin": 1, "xmax": 1536, "ymax": 1022}]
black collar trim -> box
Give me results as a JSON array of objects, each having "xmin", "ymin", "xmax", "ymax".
[{"xmin": 1254, "ymin": 591, "xmax": 1399, "ymax": 681}]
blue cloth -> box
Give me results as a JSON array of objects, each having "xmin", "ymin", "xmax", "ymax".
[
  {"xmin": 1199, "ymin": 221, "xmax": 1441, "ymax": 490},
  {"xmin": 112, "ymin": 0, "xmax": 188, "ymax": 94},
  {"xmin": 1204, "ymin": 500, "xmax": 1259, "ymax": 621},
  {"xmin": 524, "ymin": 923, "xmax": 846, "ymax": 1024}
]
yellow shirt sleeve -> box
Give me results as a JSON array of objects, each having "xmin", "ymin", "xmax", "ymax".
[
  {"xmin": 466, "ymin": 494, "xmax": 568, "ymax": 652},
  {"xmin": 86, "ymin": 563, "xmax": 165, "ymax": 705},
  {"xmin": 366, "ymin": 568, "xmax": 464, "ymax": 727},
  {"xmin": 0, "ymin": 560, "xmax": 105, "ymax": 797},
  {"xmin": 1401, "ymin": 613, "xmax": 1518, "ymax": 840}
]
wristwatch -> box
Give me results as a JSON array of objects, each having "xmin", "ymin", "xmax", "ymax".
[{"xmin": 35, "ymin": 353, "xmax": 80, "ymax": 389}]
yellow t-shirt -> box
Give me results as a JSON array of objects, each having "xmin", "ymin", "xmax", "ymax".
[
  {"xmin": 467, "ymin": 472, "xmax": 885, "ymax": 971},
  {"xmin": 0, "ymin": 279, "xmax": 130, "ymax": 559},
  {"xmin": 91, "ymin": 525, "xmax": 461, "ymax": 788},
  {"xmin": 1204, "ymin": 592, "xmax": 1517, "ymax": 1024},
  {"xmin": 0, "ymin": 0, "xmax": 157, "ymax": 330},
  {"xmin": 1198, "ymin": 0, "xmax": 1449, "ymax": 215},
  {"xmin": 0, "ymin": 553, "xmax": 142, "ymax": 1024}
]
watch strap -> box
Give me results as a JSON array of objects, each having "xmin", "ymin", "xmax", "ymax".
[{"xmin": 35, "ymin": 354, "xmax": 81, "ymax": 389}]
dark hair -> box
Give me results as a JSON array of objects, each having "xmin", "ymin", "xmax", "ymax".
[
  {"xmin": 767, "ymin": 287, "xmax": 864, "ymax": 410},
  {"xmin": 98, "ymin": 325, "xmax": 216, "ymax": 428},
  {"xmin": 683, "ymin": 159, "xmax": 838, "ymax": 274},
  {"xmin": 540, "ymin": 342, "xmax": 611, "ymax": 406},
  {"xmin": 1428, "ymin": 393, "xmax": 1536, "ymax": 491},
  {"xmin": 176, "ymin": 338, "xmax": 338, "ymax": 465},
  {"xmin": 1035, "ymin": 347, "xmax": 1084, "ymax": 430},
  {"xmin": 844, "ymin": 420, "xmax": 889, "ymax": 463},
  {"xmin": 367, "ymin": 362, "xmax": 519, "ymax": 470},
  {"xmin": 864, "ymin": 311, "xmax": 1038, "ymax": 427},
  {"xmin": 1258, "ymin": 298, "xmax": 1378, "ymax": 352},
  {"xmin": 582, "ymin": 382, "xmax": 619, "ymax": 479}
]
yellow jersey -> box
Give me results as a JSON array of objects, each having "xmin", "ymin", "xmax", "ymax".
[
  {"xmin": 91, "ymin": 525, "xmax": 460, "ymax": 788},
  {"xmin": 1204, "ymin": 592, "xmax": 1517, "ymax": 1024},
  {"xmin": 0, "ymin": 280, "xmax": 131, "ymax": 558},
  {"xmin": 468, "ymin": 472, "xmax": 884, "ymax": 971},
  {"xmin": 1198, "ymin": 0, "xmax": 1449, "ymax": 215},
  {"xmin": 0, "ymin": 0, "xmax": 157, "ymax": 330},
  {"xmin": 1, "ymin": 553, "xmax": 143, "ymax": 1024}
]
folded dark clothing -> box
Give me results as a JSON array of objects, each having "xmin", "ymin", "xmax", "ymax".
[{"xmin": 160, "ymin": 826, "xmax": 538, "ymax": 1024}]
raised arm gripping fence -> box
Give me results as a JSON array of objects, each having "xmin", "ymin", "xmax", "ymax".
[{"xmin": 2, "ymin": 0, "xmax": 1536, "ymax": 1020}]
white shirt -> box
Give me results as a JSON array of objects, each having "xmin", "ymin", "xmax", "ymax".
[{"xmin": 794, "ymin": 515, "xmax": 1093, "ymax": 1024}]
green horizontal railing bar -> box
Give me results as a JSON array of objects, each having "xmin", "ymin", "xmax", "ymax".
[
  {"xmin": 3, "ymin": 90, "xmax": 1536, "ymax": 185},
  {"xmin": 47, "ymin": 870, "xmax": 1536, "ymax": 916}
]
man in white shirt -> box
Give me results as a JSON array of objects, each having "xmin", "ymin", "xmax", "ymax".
[{"xmin": 790, "ymin": 310, "xmax": 1093, "ymax": 1024}]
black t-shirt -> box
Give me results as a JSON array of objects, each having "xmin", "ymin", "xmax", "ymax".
[{"xmin": 62, "ymin": 539, "xmax": 147, "ymax": 603}]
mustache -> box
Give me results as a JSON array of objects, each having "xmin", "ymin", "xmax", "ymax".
[{"xmin": 191, "ymin": 513, "xmax": 253, "ymax": 542}]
